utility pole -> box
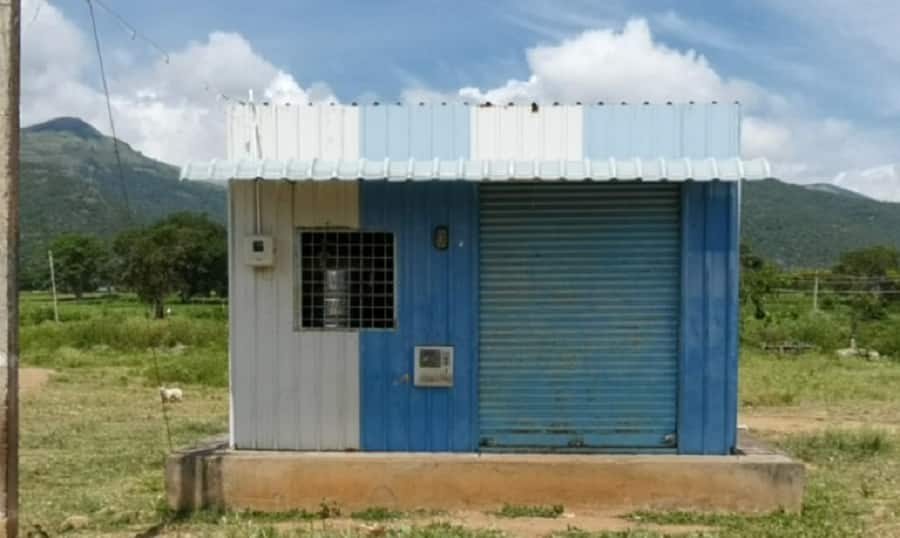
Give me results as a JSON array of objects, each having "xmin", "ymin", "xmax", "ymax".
[
  {"xmin": 47, "ymin": 251, "xmax": 59, "ymax": 323},
  {"xmin": 812, "ymin": 273, "xmax": 819, "ymax": 312},
  {"xmin": 0, "ymin": 1, "xmax": 19, "ymax": 536}
]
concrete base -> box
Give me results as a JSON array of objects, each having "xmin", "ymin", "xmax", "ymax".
[{"xmin": 166, "ymin": 440, "xmax": 805, "ymax": 515}]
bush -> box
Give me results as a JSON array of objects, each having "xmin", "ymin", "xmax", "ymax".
[{"xmin": 22, "ymin": 317, "xmax": 226, "ymax": 353}]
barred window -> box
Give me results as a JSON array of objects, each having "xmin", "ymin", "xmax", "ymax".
[{"xmin": 297, "ymin": 230, "xmax": 395, "ymax": 330}]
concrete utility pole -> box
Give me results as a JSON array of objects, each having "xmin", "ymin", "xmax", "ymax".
[{"xmin": 0, "ymin": 1, "xmax": 18, "ymax": 536}]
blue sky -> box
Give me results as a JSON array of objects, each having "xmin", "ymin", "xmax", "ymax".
[{"xmin": 20, "ymin": 0, "xmax": 900, "ymax": 198}]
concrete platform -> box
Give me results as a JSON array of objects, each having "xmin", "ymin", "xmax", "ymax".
[{"xmin": 167, "ymin": 437, "xmax": 805, "ymax": 515}]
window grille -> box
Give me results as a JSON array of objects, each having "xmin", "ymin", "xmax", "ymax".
[{"xmin": 297, "ymin": 230, "xmax": 395, "ymax": 330}]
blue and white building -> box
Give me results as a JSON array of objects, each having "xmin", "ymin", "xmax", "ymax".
[{"xmin": 182, "ymin": 101, "xmax": 769, "ymax": 455}]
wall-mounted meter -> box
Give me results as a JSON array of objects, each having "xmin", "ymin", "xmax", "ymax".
[
  {"xmin": 244, "ymin": 235, "xmax": 274, "ymax": 267},
  {"xmin": 414, "ymin": 346, "xmax": 454, "ymax": 387}
]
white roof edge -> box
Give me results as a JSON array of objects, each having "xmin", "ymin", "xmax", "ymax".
[{"xmin": 180, "ymin": 157, "xmax": 771, "ymax": 183}]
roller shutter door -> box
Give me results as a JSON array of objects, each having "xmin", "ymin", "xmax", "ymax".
[{"xmin": 479, "ymin": 183, "xmax": 680, "ymax": 452}]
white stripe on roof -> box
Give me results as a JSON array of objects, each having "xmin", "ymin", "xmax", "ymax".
[{"xmin": 180, "ymin": 157, "xmax": 771, "ymax": 183}]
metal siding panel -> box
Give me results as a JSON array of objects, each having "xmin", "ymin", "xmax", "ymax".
[
  {"xmin": 361, "ymin": 105, "xmax": 387, "ymax": 159},
  {"xmin": 583, "ymin": 104, "xmax": 740, "ymax": 160},
  {"xmin": 681, "ymin": 105, "xmax": 708, "ymax": 158},
  {"xmin": 706, "ymin": 104, "xmax": 740, "ymax": 158},
  {"xmin": 678, "ymin": 182, "xmax": 738, "ymax": 455},
  {"xmin": 387, "ymin": 106, "xmax": 410, "ymax": 160},
  {"xmin": 293, "ymin": 182, "xmax": 360, "ymax": 450},
  {"xmin": 479, "ymin": 184, "xmax": 680, "ymax": 452},
  {"xmin": 253, "ymin": 183, "xmax": 280, "ymax": 449},
  {"xmin": 297, "ymin": 106, "xmax": 321, "ymax": 160},
  {"xmin": 273, "ymin": 182, "xmax": 299, "ymax": 449},
  {"xmin": 471, "ymin": 105, "xmax": 583, "ymax": 160},
  {"xmin": 230, "ymin": 181, "xmax": 257, "ymax": 448},
  {"xmin": 703, "ymin": 184, "xmax": 727, "ymax": 451},
  {"xmin": 678, "ymin": 184, "xmax": 706, "ymax": 454},
  {"xmin": 410, "ymin": 105, "xmax": 432, "ymax": 160},
  {"xmin": 565, "ymin": 106, "xmax": 583, "ymax": 160},
  {"xmin": 360, "ymin": 182, "xmax": 479, "ymax": 451}
]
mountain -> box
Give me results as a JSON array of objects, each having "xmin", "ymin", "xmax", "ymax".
[
  {"xmin": 742, "ymin": 178, "xmax": 900, "ymax": 269},
  {"xmin": 831, "ymin": 164, "xmax": 900, "ymax": 203},
  {"xmin": 20, "ymin": 117, "xmax": 225, "ymax": 284}
]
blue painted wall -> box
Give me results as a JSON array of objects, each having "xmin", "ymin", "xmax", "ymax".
[
  {"xmin": 359, "ymin": 182, "xmax": 480, "ymax": 451},
  {"xmin": 360, "ymin": 103, "xmax": 470, "ymax": 160},
  {"xmin": 679, "ymin": 181, "xmax": 740, "ymax": 454}
]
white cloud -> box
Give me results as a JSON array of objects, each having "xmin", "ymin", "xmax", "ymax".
[{"xmin": 21, "ymin": 0, "xmax": 334, "ymax": 165}]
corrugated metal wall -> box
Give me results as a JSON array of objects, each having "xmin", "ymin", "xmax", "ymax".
[
  {"xmin": 479, "ymin": 183, "xmax": 681, "ymax": 452},
  {"xmin": 230, "ymin": 181, "xmax": 361, "ymax": 450},
  {"xmin": 679, "ymin": 182, "xmax": 740, "ymax": 454},
  {"xmin": 583, "ymin": 103, "xmax": 740, "ymax": 159},
  {"xmin": 471, "ymin": 105, "xmax": 583, "ymax": 160},
  {"xmin": 360, "ymin": 103, "xmax": 470, "ymax": 160},
  {"xmin": 359, "ymin": 182, "xmax": 479, "ymax": 451},
  {"xmin": 227, "ymin": 103, "xmax": 360, "ymax": 160}
]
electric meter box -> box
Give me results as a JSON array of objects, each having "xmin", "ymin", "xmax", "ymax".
[
  {"xmin": 413, "ymin": 346, "xmax": 454, "ymax": 387},
  {"xmin": 244, "ymin": 235, "xmax": 274, "ymax": 267}
]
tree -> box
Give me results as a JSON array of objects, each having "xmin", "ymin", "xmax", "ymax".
[
  {"xmin": 48, "ymin": 234, "xmax": 109, "ymax": 298},
  {"xmin": 112, "ymin": 212, "xmax": 227, "ymax": 318},
  {"xmin": 740, "ymin": 243, "xmax": 779, "ymax": 320},
  {"xmin": 834, "ymin": 245, "xmax": 899, "ymax": 277},
  {"xmin": 114, "ymin": 226, "xmax": 179, "ymax": 319},
  {"xmin": 833, "ymin": 246, "xmax": 900, "ymax": 325},
  {"xmin": 159, "ymin": 212, "xmax": 227, "ymax": 302}
]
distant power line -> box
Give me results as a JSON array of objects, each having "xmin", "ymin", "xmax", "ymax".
[
  {"xmin": 89, "ymin": 0, "xmax": 169, "ymax": 64},
  {"xmin": 85, "ymin": 0, "xmax": 131, "ymax": 221}
]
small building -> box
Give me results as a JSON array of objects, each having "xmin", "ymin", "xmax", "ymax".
[{"xmin": 182, "ymin": 101, "xmax": 769, "ymax": 456}]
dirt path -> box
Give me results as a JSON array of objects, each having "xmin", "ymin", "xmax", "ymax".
[
  {"xmin": 265, "ymin": 511, "xmax": 713, "ymax": 538},
  {"xmin": 21, "ymin": 368, "xmax": 53, "ymax": 396},
  {"xmin": 742, "ymin": 409, "xmax": 900, "ymax": 434}
]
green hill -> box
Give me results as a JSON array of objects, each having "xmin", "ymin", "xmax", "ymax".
[
  {"xmin": 741, "ymin": 178, "xmax": 900, "ymax": 269},
  {"xmin": 20, "ymin": 117, "xmax": 225, "ymax": 285}
]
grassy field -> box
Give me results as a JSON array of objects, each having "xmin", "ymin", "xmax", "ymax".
[{"xmin": 17, "ymin": 292, "xmax": 900, "ymax": 537}]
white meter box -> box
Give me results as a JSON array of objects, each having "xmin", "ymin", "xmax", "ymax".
[
  {"xmin": 414, "ymin": 346, "xmax": 454, "ymax": 387},
  {"xmin": 244, "ymin": 235, "xmax": 274, "ymax": 267}
]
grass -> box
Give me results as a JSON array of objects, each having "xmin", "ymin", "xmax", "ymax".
[
  {"xmin": 493, "ymin": 504, "xmax": 565, "ymax": 519},
  {"xmin": 740, "ymin": 349, "xmax": 900, "ymax": 407}
]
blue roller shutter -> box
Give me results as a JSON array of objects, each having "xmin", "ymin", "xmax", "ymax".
[{"xmin": 479, "ymin": 183, "xmax": 681, "ymax": 452}]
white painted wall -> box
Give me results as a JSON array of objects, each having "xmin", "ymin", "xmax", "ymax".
[{"xmin": 229, "ymin": 180, "xmax": 360, "ymax": 450}]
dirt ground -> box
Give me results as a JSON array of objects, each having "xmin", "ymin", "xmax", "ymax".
[
  {"xmin": 260, "ymin": 511, "xmax": 714, "ymax": 538},
  {"xmin": 20, "ymin": 367, "xmax": 52, "ymax": 396},
  {"xmin": 742, "ymin": 407, "xmax": 900, "ymax": 434}
]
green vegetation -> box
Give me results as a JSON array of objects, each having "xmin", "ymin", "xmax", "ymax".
[
  {"xmin": 493, "ymin": 504, "xmax": 565, "ymax": 519},
  {"xmin": 351, "ymin": 507, "xmax": 406, "ymax": 521},
  {"xmin": 741, "ymin": 178, "xmax": 900, "ymax": 269},
  {"xmin": 19, "ymin": 117, "xmax": 225, "ymax": 289},
  {"xmin": 48, "ymin": 234, "xmax": 110, "ymax": 299},
  {"xmin": 114, "ymin": 212, "xmax": 227, "ymax": 317}
]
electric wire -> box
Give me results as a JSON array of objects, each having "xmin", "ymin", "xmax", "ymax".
[
  {"xmin": 85, "ymin": 0, "xmax": 132, "ymax": 222},
  {"xmin": 90, "ymin": 0, "xmax": 170, "ymax": 64},
  {"xmin": 84, "ymin": 0, "xmax": 174, "ymax": 455}
]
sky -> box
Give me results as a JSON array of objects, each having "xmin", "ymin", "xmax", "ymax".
[{"xmin": 19, "ymin": 0, "xmax": 900, "ymax": 195}]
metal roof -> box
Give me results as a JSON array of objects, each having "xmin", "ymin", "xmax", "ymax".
[{"xmin": 180, "ymin": 157, "xmax": 770, "ymax": 183}]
